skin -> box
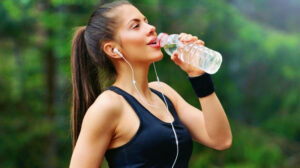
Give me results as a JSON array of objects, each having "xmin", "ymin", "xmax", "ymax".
[{"xmin": 69, "ymin": 4, "xmax": 232, "ymax": 168}]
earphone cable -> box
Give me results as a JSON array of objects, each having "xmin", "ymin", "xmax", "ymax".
[
  {"xmin": 120, "ymin": 52, "xmax": 161, "ymax": 109},
  {"xmin": 153, "ymin": 62, "xmax": 179, "ymax": 168},
  {"xmin": 116, "ymin": 49, "xmax": 179, "ymax": 168}
]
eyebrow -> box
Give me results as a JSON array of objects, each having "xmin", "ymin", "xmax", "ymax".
[{"xmin": 127, "ymin": 17, "xmax": 148, "ymax": 26}]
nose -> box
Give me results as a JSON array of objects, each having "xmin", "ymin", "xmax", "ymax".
[{"xmin": 147, "ymin": 23, "xmax": 156, "ymax": 36}]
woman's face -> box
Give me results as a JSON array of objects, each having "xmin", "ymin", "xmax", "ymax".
[{"xmin": 115, "ymin": 5, "xmax": 163, "ymax": 64}]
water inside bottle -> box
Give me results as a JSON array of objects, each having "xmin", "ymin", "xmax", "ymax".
[
  {"xmin": 163, "ymin": 43, "xmax": 177, "ymax": 56},
  {"xmin": 159, "ymin": 32, "xmax": 222, "ymax": 74}
]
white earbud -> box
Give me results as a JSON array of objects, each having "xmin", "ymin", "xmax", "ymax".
[
  {"xmin": 113, "ymin": 48, "xmax": 124, "ymax": 58},
  {"xmin": 113, "ymin": 48, "xmax": 118, "ymax": 53}
]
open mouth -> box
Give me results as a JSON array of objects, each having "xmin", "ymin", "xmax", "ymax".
[
  {"xmin": 147, "ymin": 41, "xmax": 157, "ymax": 45},
  {"xmin": 147, "ymin": 37, "xmax": 160, "ymax": 48}
]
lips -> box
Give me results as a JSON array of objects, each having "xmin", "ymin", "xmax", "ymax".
[
  {"xmin": 147, "ymin": 37, "xmax": 157, "ymax": 45},
  {"xmin": 147, "ymin": 37, "xmax": 160, "ymax": 48}
]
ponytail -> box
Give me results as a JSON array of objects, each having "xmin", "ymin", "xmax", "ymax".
[
  {"xmin": 71, "ymin": 26, "xmax": 101, "ymax": 149},
  {"xmin": 70, "ymin": 0, "xmax": 131, "ymax": 150}
]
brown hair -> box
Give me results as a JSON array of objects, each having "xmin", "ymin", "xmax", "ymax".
[{"xmin": 70, "ymin": 0, "xmax": 131, "ymax": 149}]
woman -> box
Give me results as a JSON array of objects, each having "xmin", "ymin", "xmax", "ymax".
[{"xmin": 69, "ymin": 1, "xmax": 232, "ymax": 168}]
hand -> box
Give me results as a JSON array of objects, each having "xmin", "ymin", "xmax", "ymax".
[{"xmin": 171, "ymin": 33, "xmax": 206, "ymax": 77}]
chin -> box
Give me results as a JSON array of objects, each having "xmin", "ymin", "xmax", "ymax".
[{"xmin": 151, "ymin": 52, "xmax": 164, "ymax": 62}]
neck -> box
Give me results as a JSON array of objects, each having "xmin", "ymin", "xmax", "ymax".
[{"xmin": 113, "ymin": 61, "xmax": 153, "ymax": 98}]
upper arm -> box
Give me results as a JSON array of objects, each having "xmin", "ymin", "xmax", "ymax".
[
  {"xmin": 149, "ymin": 81, "xmax": 215, "ymax": 148},
  {"xmin": 69, "ymin": 91, "xmax": 122, "ymax": 168}
]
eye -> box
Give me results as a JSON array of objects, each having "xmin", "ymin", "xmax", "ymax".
[{"xmin": 133, "ymin": 24, "xmax": 139, "ymax": 29}]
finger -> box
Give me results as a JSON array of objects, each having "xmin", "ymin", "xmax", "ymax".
[
  {"xmin": 185, "ymin": 36, "xmax": 198, "ymax": 43},
  {"xmin": 184, "ymin": 34, "xmax": 193, "ymax": 41},
  {"xmin": 171, "ymin": 51, "xmax": 182, "ymax": 64},
  {"xmin": 181, "ymin": 35, "xmax": 198, "ymax": 43},
  {"xmin": 194, "ymin": 39, "xmax": 205, "ymax": 45},
  {"xmin": 179, "ymin": 33, "xmax": 187, "ymax": 40},
  {"xmin": 171, "ymin": 51, "xmax": 179, "ymax": 60},
  {"xmin": 192, "ymin": 36, "xmax": 198, "ymax": 41}
]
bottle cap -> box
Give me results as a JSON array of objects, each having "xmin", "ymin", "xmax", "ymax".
[{"xmin": 157, "ymin": 33, "xmax": 169, "ymax": 47}]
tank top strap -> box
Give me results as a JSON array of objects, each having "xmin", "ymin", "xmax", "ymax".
[
  {"xmin": 106, "ymin": 86, "xmax": 146, "ymax": 121},
  {"xmin": 149, "ymin": 87, "xmax": 181, "ymax": 123},
  {"xmin": 106, "ymin": 86, "xmax": 180, "ymax": 125}
]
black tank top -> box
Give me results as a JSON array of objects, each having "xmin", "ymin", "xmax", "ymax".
[{"xmin": 104, "ymin": 86, "xmax": 193, "ymax": 168}]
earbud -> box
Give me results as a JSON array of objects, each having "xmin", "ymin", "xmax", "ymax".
[
  {"xmin": 113, "ymin": 48, "xmax": 124, "ymax": 58},
  {"xmin": 113, "ymin": 48, "xmax": 119, "ymax": 54}
]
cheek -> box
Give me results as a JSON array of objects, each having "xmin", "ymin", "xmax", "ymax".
[
  {"xmin": 126, "ymin": 36, "xmax": 145, "ymax": 50},
  {"xmin": 122, "ymin": 35, "xmax": 147, "ymax": 57},
  {"xmin": 126, "ymin": 36, "xmax": 145, "ymax": 47}
]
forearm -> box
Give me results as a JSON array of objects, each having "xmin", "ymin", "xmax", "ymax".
[
  {"xmin": 172, "ymin": 32, "xmax": 232, "ymax": 149},
  {"xmin": 187, "ymin": 72, "xmax": 232, "ymax": 148},
  {"xmin": 199, "ymin": 92, "xmax": 232, "ymax": 148}
]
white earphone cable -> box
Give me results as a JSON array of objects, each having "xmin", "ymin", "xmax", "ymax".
[
  {"xmin": 152, "ymin": 62, "xmax": 179, "ymax": 168},
  {"xmin": 119, "ymin": 51, "xmax": 161, "ymax": 109},
  {"xmin": 115, "ymin": 49, "xmax": 179, "ymax": 168}
]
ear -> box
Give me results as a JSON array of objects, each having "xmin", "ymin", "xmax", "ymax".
[{"xmin": 103, "ymin": 41, "xmax": 122, "ymax": 59}]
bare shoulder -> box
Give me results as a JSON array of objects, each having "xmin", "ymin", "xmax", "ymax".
[
  {"xmin": 82, "ymin": 89, "xmax": 124, "ymax": 135},
  {"xmin": 70, "ymin": 90, "xmax": 124, "ymax": 167},
  {"xmin": 89, "ymin": 89, "xmax": 123, "ymax": 114}
]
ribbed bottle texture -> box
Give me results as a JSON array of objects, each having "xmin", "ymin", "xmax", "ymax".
[{"xmin": 157, "ymin": 33, "xmax": 222, "ymax": 74}]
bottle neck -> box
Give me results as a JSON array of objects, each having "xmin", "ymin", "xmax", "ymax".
[{"xmin": 157, "ymin": 33, "xmax": 169, "ymax": 47}]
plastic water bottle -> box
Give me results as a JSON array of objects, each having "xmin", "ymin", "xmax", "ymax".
[{"xmin": 157, "ymin": 33, "xmax": 222, "ymax": 74}]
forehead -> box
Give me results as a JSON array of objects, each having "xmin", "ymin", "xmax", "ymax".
[{"xmin": 117, "ymin": 5, "xmax": 145, "ymax": 26}]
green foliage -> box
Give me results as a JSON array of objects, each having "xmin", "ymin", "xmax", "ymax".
[
  {"xmin": 0, "ymin": 0, "xmax": 299, "ymax": 167},
  {"xmin": 189, "ymin": 121, "xmax": 284, "ymax": 167}
]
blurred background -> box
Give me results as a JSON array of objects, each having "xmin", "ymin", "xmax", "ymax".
[{"xmin": 0, "ymin": 0, "xmax": 299, "ymax": 167}]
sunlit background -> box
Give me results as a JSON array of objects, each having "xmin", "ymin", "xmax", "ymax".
[{"xmin": 0, "ymin": 0, "xmax": 299, "ymax": 167}]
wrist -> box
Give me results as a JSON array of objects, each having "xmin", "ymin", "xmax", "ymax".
[
  {"xmin": 187, "ymin": 70, "xmax": 205, "ymax": 77},
  {"xmin": 187, "ymin": 73, "xmax": 215, "ymax": 98}
]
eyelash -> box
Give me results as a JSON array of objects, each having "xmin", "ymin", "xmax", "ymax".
[
  {"xmin": 132, "ymin": 20, "xmax": 149, "ymax": 29},
  {"xmin": 133, "ymin": 24, "xmax": 139, "ymax": 29}
]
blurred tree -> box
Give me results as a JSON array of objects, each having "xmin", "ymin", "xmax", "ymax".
[{"xmin": 0, "ymin": 0, "xmax": 299, "ymax": 167}]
